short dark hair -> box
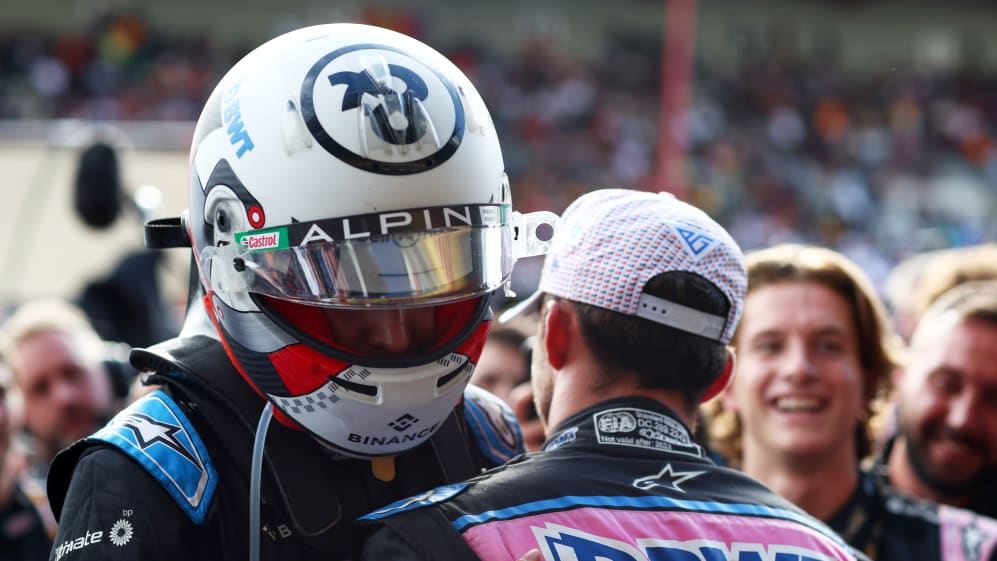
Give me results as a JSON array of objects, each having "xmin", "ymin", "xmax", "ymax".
[{"xmin": 566, "ymin": 271, "xmax": 731, "ymax": 411}]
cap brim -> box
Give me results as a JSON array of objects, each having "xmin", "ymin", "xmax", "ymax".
[{"xmin": 498, "ymin": 289, "xmax": 543, "ymax": 324}]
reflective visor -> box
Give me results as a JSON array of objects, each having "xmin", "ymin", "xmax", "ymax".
[{"xmin": 205, "ymin": 204, "xmax": 513, "ymax": 308}]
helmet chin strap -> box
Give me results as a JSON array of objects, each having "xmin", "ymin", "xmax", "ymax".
[{"xmin": 250, "ymin": 402, "xmax": 274, "ymax": 561}]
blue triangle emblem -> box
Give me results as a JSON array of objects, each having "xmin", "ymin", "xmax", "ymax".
[{"xmin": 677, "ymin": 227, "xmax": 716, "ymax": 256}]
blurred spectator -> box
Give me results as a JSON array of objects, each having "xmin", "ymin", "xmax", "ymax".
[
  {"xmin": 0, "ymin": 299, "xmax": 122, "ymax": 483},
  {"xmin": 885, "ymin": 280, "xmax": 997, "ymax": 519},
  {"xmin": 707, "ymin": 244, "xmax": 997, "ymax": 560},
  {"xmin": 469, "ymin": 324, "xmax": 530, "ymax": 404},
  {"xmin": 0, "ymin": 351, "xmax": 52, "ymax": 560},
  {"xmin": 882, "ymin": 242, "xmax": 997, "ymax": 352}
]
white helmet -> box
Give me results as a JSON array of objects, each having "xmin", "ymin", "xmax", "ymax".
[{"xmin": 184, "ymin": 23, "xmax": 555, "ymax": 458}]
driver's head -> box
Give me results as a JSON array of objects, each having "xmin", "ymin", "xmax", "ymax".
[{"xmin": 186, "ymin": 23, "xmax": 555, "ymax": 458}]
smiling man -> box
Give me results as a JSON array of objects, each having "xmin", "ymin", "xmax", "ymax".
[
  {"xmin": 713, "ymin": 244, "xmax": 997, "ymax": 561},
  {"xmin": 888, "ymin": 280, "xmax": 997, "ymax": 519}
]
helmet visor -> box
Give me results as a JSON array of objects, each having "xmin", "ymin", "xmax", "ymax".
[{"xmin": 205, "ymin": 204, "xmax": 512, "ymax": 308}]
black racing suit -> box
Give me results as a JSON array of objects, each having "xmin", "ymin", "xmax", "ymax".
[
  {"xmin": 46, "ymin": 333, "xmax": 523, "ymax": 561},
  {"xmin": 828, "ymin": 469, "xmax": 997, "ymax": 561},
  {"xmin": 354, "ymin": 396, "xmax": 870, "ymax": 561}
]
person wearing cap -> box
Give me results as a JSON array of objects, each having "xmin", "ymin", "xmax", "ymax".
[
  {"xmin": 352, "ymin": 188, "xmax": 869, "ymax": 561},
  {"xmin": 705, "ymin": 244, "xmax": 997, "ymax": 561}
]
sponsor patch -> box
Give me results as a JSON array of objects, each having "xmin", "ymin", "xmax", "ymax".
[
  {"xmin": 633, "ymin": 463, "xmax": 705, "ymax": 494},
  {"xmin": 544, "ymin": 427, "xmax": 578, "ymax": 451},
  {"xmin": 222, "ymin": 81, "xmax": 255, "ymax": 158},
  {"xmin": 671, "ymin": 223, "xmax": 719, "ymax": 261},
  {"xmin": 532, "ymin": 524, "xmax": 842, "ymax": 561},
  {"xmin": 235, "ymin": 227, "xmax": 288, "ymax": 251},
  {"xmin": 53, "ymin": 529, "xmax": 103, "ymax": 561},
  {"xmin": 108, "ymin": 518, "xmax": 134, "ymax": 547},
  {"xmin": 90, "ymin": 391, "xmax": 216, "ymax": 523},
  {"xmin": 593, "ymin": 408, "xmax": 703, "ymax": 457},
  {"xmin": 54, "ymin": 513, "xmax": 137, "ymax": 560},
  {"xmin": 251, "ymin": 203, "xmax": 506, "ymax": 248}
]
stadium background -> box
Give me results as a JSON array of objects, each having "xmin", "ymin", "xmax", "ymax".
[{"xmin": 2, "ymin": 0, "xmax": 996, "ymax": 327}]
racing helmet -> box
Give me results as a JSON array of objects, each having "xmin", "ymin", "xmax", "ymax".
[{"xmin": 184, "ymin": 23, "xmax": 555, "ymax": 458}]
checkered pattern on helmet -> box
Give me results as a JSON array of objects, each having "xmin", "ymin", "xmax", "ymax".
[{"xmin": 274, "ymin": 390, "xmax": 340, "ymax": 415}]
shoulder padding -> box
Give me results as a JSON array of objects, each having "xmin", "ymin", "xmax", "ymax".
[
  {"xmin": 462, "ymin": 385, "xmax": 524, "ymax": 466},
  {"xmin": 88, "ymin": 390, "xmax": 218, "ymax": 524}
]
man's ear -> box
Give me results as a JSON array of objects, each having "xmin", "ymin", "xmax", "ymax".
[
  {"xmin": 702, "ymin": 347, "xmax": 736, "ymax": 404},
  {"xmin": 543, "ymin": 300, "xmax": 571, "ymax": 371}
]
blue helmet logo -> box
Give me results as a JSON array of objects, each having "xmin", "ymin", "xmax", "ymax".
[{"xmin": 301, "ymin": 44, "xmax": 465, "ymax": 175}]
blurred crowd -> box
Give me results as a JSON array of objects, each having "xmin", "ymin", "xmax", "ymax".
[
  {"xmin": 464, "ymin": 34, "xmax": 997, "ymax": 288},
  {"xmin": 3, "ymin": 11, "xmax": 997, "ymax": 290},
  {"xmin": 0, "ymin": 13, "xmax": 225, "ymax": 121}
]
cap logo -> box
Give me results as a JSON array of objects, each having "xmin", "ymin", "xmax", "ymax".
[
  {"xmin": 675, "ymin": 226, "xmax": 717, "ymax": 260},
  {"xmin": 301, "ymin": 43, "xmax": 465, "ymax": 176}
]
